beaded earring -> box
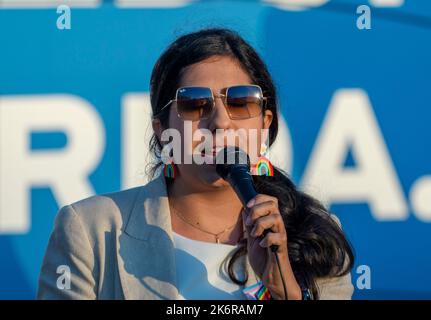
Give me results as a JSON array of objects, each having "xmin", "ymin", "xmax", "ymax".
[{"xmin": 163, "ymin": 161, "xmax": 177, "ymax": 179}]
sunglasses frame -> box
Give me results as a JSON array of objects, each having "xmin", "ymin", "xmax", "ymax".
[{"xmin": 155, "ymin": 84, "xmax": 268, "ymax": 121}]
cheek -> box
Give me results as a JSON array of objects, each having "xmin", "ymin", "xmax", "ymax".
[
  {"xmin": 239, "ymin": 119, "xmax": 265, "ymax": 163},
  {"xmin": 167, "ymin": 108, "xmax": 181, "ymax": 129},
  {"xmin": 167, "ymin": 117, "xmax": 202, "ymax": 157},
  {"xmin": 166, "ymin": 110, "xmax": 190, "ymax": 141}
]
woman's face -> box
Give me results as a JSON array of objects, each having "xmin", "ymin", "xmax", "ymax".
[{"xmin": 155, "ymin": 55, "xmax": 273, "ymax": 191}]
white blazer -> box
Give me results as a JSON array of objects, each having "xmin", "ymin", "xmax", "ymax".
[{"xmin": 37, "ymin": 174, "xmax": 354, "ymax": 299}]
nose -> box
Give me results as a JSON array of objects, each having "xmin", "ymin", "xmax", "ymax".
[{"xmin": 207, "ymin": 96, "xmax": 232, "ymax": 133}]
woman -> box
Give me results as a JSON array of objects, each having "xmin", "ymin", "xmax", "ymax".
[{"xmin": 38, "ymin": 28, "xmax": 354, "ymax": 300}]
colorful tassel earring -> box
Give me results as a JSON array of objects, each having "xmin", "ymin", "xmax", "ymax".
[
  {"xmin": 251, "ymin": 143, "xmax": 274, "ymax": 176},
  {"xmin": 163, "ymin": 161, "xmax": 177, "ymax": 179}
]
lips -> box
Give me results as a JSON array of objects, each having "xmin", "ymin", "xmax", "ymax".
[
  {"xmin": 200, "ymin": 150, "xmax": 216, "ymax": 165},
  {"xmin": 199, "ymin": 146, "xmax": 225, "ymax": 165},
  {"xmin": 200, "ymin": 146, "xmax": 223, "ymax": 154}
]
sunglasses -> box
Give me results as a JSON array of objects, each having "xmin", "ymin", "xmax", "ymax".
[{"xmin": 155, "ymin": 84, "xmax": 267, "ymax": 121}]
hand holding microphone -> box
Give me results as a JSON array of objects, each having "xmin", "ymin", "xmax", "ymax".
[
  {"xmin": 215, "ymin": 146, "xmax": 280, "ymax": 252},
  {"xmin": 216, "ymin": 147, "xmax": 300, "ymax": 300}
]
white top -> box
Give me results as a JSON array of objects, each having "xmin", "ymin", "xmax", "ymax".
[{"xmin": 173, "ymin": 231, "xmax": 247, "ymax": 300}]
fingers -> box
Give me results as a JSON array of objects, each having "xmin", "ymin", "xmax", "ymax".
[
  {"xmin": 246, "ymin": 194, "xmax": 278, "ymax": 210},
  {"xmin": 243, "ymin": 194, "xmax": 286, "ymax": 241},
  {"xmin": 258, "ymin": 232, "xmax": 287, "ymax": 249},
  {"xmin": 245, "ymin": 195, "xmax": 280, "ymax": 230},
  {"xmin": 250, "ymin": 213, "xmax": 283, "ymax": 237}
]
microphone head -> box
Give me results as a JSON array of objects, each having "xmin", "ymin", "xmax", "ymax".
[{"xmin": 215, "ymin": 146, "xmax": 250, "ymax": 180}]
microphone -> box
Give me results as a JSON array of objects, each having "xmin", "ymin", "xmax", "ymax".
[
  {"xmin": 215, "ymin": 146, "xmax": 278, "ymax": 252},
  {"xmin": 215, "ymin": 146, "xmax": 257, "ymax": 206}
]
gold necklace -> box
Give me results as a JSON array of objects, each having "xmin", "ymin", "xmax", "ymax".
[{"xmin": 170, "ymin": 205, "xmax": 242, "ymax": 244}]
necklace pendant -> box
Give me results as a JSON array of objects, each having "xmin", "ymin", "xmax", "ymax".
[{"xmin": 216, "ymin": 236, "xmax": 220, "ymax": 244}]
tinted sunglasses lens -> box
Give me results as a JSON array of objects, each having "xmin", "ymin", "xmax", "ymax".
[
  {"xmin": 226, "ymin": 86, "xmax": 264, "ymax": 119},
  {"xmin": 176, "ymin": 87, "xmax": 213, "ymax": 120}
]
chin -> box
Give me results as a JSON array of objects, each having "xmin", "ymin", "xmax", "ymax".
[{"xmin": 200, "ymin": 169, "xmax": 230, "ymax": 188}]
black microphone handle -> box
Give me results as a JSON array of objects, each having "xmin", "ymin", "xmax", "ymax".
[
  {"xmin": 226, "ymin": 167, "xmax": 279, "ymax": 253},
  {"xmin": 226, "ymin": 166, "xmax": 258, "ymax": 206}
]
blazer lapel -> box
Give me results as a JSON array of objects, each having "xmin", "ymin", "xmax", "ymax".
[
  {"xmin": 116, "ymin": 174, "xmax": 262, "ymax": 300},
  {"xmin": 117, "ymin": 174, "xmax": 179, "ymax": 300}
]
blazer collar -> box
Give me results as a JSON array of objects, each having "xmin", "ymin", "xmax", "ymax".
[
  {"xmin": 117, "ymin": 174, "xmax": 259, "ymax": 300},
  {"xmin": 124, "ymin": 174, "xmax": 172, "ymax": 242}
]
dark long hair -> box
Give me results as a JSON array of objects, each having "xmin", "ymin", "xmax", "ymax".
[{"xmin": 149, "ymin": 28, "xmax": 354, "ymax": 298}]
